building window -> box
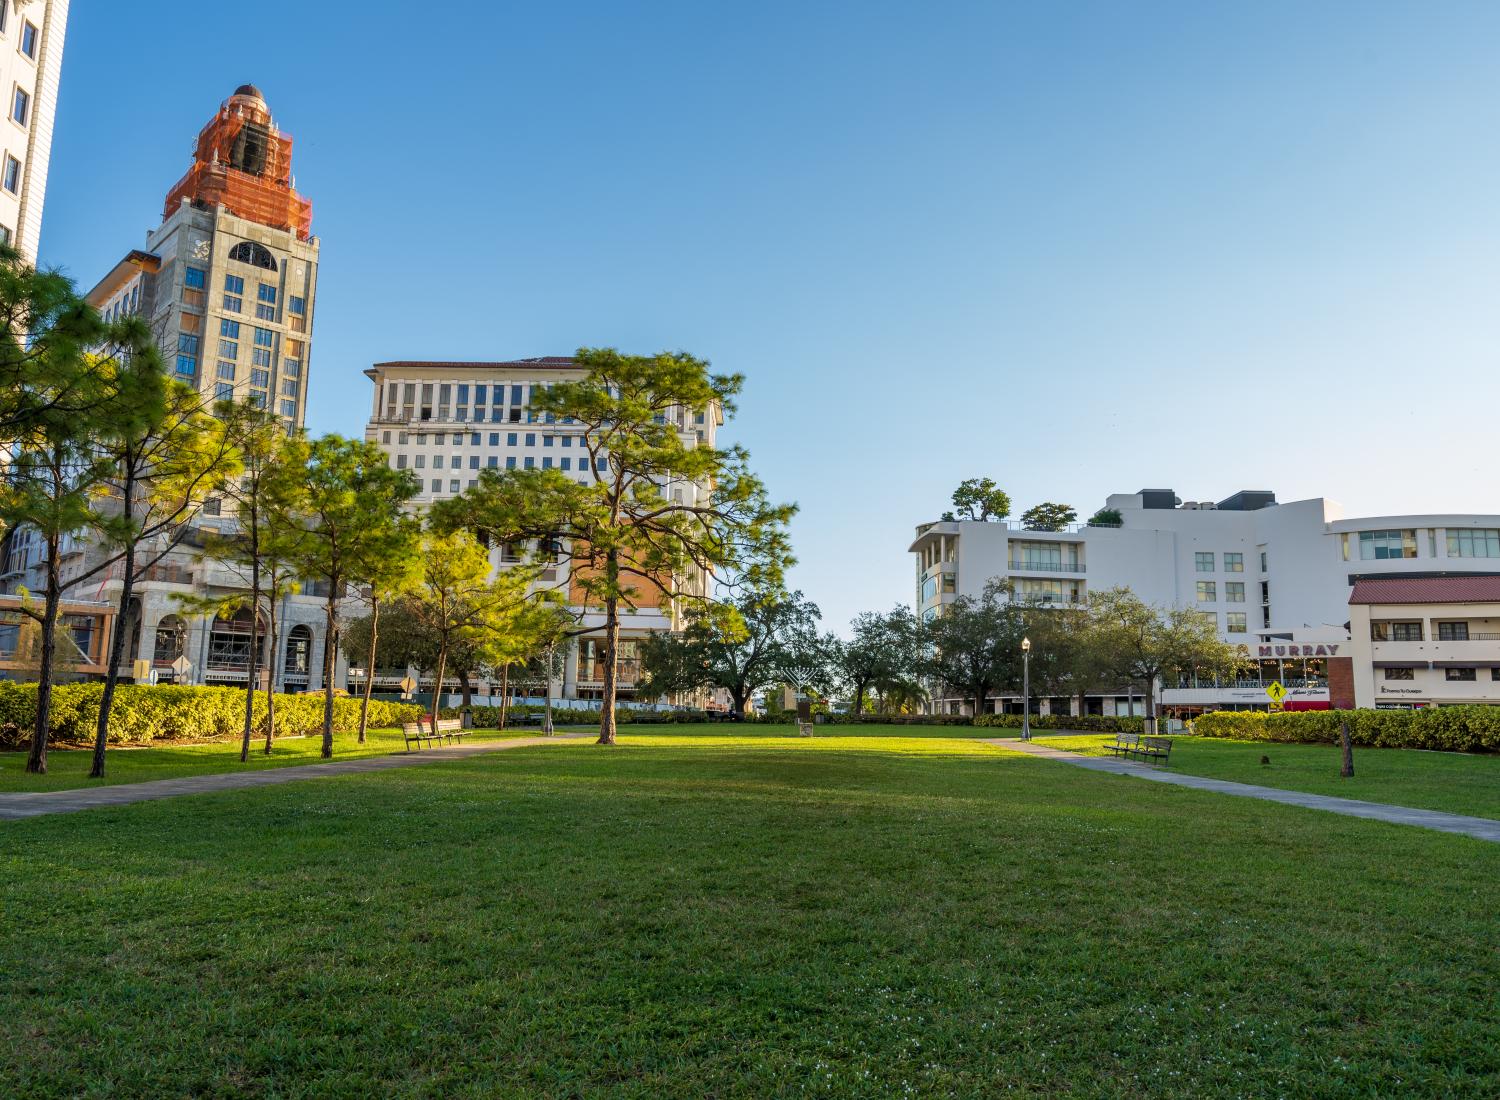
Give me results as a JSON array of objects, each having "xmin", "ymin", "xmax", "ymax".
[
  {"xmin": 487, "ymin": 456, "xmax": 498, "ymax": 468},
  {"xmin": 0, "ymin": 225, "xmax": 10, "ymax": 246},
  {"xmin": 1437, "ymin": 622, "xmax": 1470, "ymax": 641},
  {"xmin": 525, "ymin": 433, "xmax": 536, "ymax": 446},
  {"xmin": 220, "ymin": 319, "xmax": 240, "ymax": 339},
  {"xmin": 214, "ymin": 382, "xmax": 233, "ymax": 399},
  {"xmin": 12, "ymin": 85, "xmax": 29, "ymax": 127},
  {"xmin": 1194, "ymin": 552, "xmax": 1214, "ymax": 572},
  {"xmin": 177, "ymin": 333, "xmax": 199, "ymax": 355},
  {"xmin": 175, "ymin": 355, "xmax": 196, "ymax": 377},
  {"xmin": 257, "ymin": 283, "xmax": 277, "ymax": 304},
  {"xmin": 250, "ymin": 368, "xmax": 270, "ymax": 388},
  {"xmin": 229, "ymin": 241, "xmax": 277, "ymax": 270},
  {"xmin": 1446, "ymin": 528, "xmax": 1500, "ymax": 558},
  {"xmin": 281, "ymin": 378, "xmax": 298, "ymax": 397},
  {"xmin": 524, "ymin": 457, "xmax": 534, "ymax": 469},
  {"xmin": 225, "ymin": 274, "xmax": 244, "ymax": 294},
  {"xmin": 223, "ymin": 294, "xmax": 241, "ymax": 313},
  {"xmin": 431, "ymin": 479, "xmax": 441, "ymax": 493},
  {"xmin": 248, "ymin": 392, "xmax": 265, "ymax": 408},
  {"xmin": 20, "ymin": 22, "xmax": 37, "ymax": 60},
  {"xmin": 253, "ymin": 327, "xmax": 274, "ymax": 347},
  {"xmin": 283, "ymin": 358, "xmax": 301, "ymax": 377},
  {"xmin": 251, "ymin": 348, "xmax": 272, "ymax": 367},
  {"xmin": 2, "ymin": 154, "xmax": 19, "ymax": 194},
  {"xmin": 280, "ymin": 400, "xmax": 296, "ymax": 418},
  {"xmin": 255, "ymin": 303, "xmax": 276, "ymax": 321},
  {"xmin": 1225, "ymin": 612, "xmax": 1247, "ymax": 634},
  {"xmin": 1371, "ymin": 621, "xmax": 1423, "ymax": 642},
  {"xmin": 1223, "ymin": 552, "xmax": 1243, "ymax": 572},
  {"xmin": 507, "ymin": 433, "xmax": 517, "ymax": 446},
  {"xmin": 561, "ymin": 457, "xmax": 571, "ymax": 471},
  {"xmin": 1195, "ymin": 581, "xmax": 1216, "ymax": 602},
  {"xmin": 184, "ymin": 266, "xmax": 207, "ymax": 290},
  {"xmin": 216, "ymin": 361, "xmax": 236, "ymax": 380},
  {"xmin": 433, "ymin": 455, "xmax": 444, "ymax": 470},
  {"xmin": 468, "ymin": 455, "xmax": 479, "ymax": 470},
  {"xmin": 1445, "ymin": 667, "xmax": 1477, "ymax": 682},
  {"xmin": 396, "ymin": 454, "xmax": 407, "ymax": 469},
  {"xmin": 1225, "ymin": 582, "xmax": 1245, "ymax": 603},
  {"xmin": 289, "ymin": 296, "xmax": 306, "ymax": 315},
  {"xmin": 414, "ymin": 455, "xmax": 425, "ymax": 469},
  {"xmin": 1383, "ymin": 667, "xmax": 1414, "ymax": 681},
  {"xmin": 218, "ymin": 339, "xmax": 239, "ymax": 359},
  {"xmin": 1358, "ymin": 529, "xmax": 1417, "ymax": 560}
]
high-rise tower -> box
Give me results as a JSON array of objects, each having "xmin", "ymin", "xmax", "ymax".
[
  {"xmin": 142, "ymin": 85, "xmax": 318, "ymax": 427},
  {"xmin": 0, "ymin": 1, "xmax": 69, "ymax": 261}
]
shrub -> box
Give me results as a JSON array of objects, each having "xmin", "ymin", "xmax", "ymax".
[
  {"xmin": 0, "ymin": 682, "xmax": 424, "ymax": 749},
  {"xmin": 1192, "ymin": 707, "xmax": 1500, "ymax": 754},
  {"xmin": 973, "ymin": 713, "xmax": 1145, "ymax": 733}
]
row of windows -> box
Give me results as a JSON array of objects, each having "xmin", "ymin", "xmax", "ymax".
[
  {"xmin": 1341, "ymin": 528, "xmax": 1500, "ymax": 561},
  {"xmin": 1193, "ymin": 551, "xmax": 1247, "ymax": 573},
  {"xmin": 424, "ymin": 478, "xmax": 593, "ymax": 497},
  {"xmin": 396, "ymin": 453, "xmax": 604, "ymax": 473},
  {"xmin": 0, "ymin": 8, "xmax": 41, "ymax": 62},
  {"xmin": 1195, "ymin": 581, "xmax": 1248, "ymax": 603},
  {"xmin": 1371, "ymin": 621, "xmax": 1496, "ymax": 642},
  {"xmin": 380, "ymin": 429, "xmax": 589, "ymax": 449},
  {"xmin": 1384, "ymin": 666, "xmax": 1500, "ymax": 682},
  {"xmin": 1200, "ymin": 611, "xmax": 1249, "ymax": 633}
]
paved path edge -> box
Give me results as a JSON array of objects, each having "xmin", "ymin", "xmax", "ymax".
[
  {"xmin": 0, "ymin": 733, "xmax": 592, "ymax": 821},
  {"xmin": 984, "ymin": 738, "xmax": 1500, "ymax": 843}
]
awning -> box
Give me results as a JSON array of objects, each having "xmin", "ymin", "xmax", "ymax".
[
  {"xmin": 1372, "ymin": 661, "xmax": 1429, "ymax": 669},
  {"xmin": 1431, "ymin": 661, "xmax": 1499, "ymax": 669}
]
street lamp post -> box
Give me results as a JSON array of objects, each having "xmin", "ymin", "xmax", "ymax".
[{"xmin": 1021, "ymin": 636, "xmax": 1032, "ymax": 742}]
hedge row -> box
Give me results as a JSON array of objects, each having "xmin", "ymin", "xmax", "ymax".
[
  {"xmin": 438, "ymin": 704, "xmax": 715, "ymax": 726},
  {"xmin": 973, "ymin": 713, "xmax": 1147, "ymax": 733},
  {"xmin": 0, "ymin": 682, "xmax": 425, "ymax": 749},
  {"xmin": 1192, "ymin": 707, "xmax": 1500, "ymax": 753}
]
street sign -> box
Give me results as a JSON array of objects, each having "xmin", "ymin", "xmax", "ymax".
[
  {"xmin": 132, "ymin": 658, "xmax": 152, "ymax": 683},
  {"xmin": 398, "ymin": 676, "xmax": 417, "ymax": 696},
  {"xmin": 170, "ymin": 655, "xmax": 192, "ymax": 678},
  {"xmin": 1265, "ymin": 681, "xmax": 1288, "ymax": 705}
]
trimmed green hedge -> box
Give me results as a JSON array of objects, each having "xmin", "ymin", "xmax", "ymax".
[
  {"xmin": 973, "ymin": 713, "xmax": 1146, "ymax": 733},
  {"xmin": 1192, "ymin": 707, "xmax": 1500, "ymax": 753},
  {"xmin": 0, "ymin": 682, "xmax": 424, "ymax": 749},
  {"xmin": 438, "ymin": 704, "xmax": 713, "ymax": 726}
]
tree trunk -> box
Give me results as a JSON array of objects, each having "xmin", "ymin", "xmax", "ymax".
[
  {"xmin": 263, "ymin": 583, "xmax": 278, "ymax": 754},
  {"xmin": 90, "ymin": 532, "xmax": 137, "ymax": 779},
  {"xmin": 854, "ymin": 684, "xmax": 866, "ymax": 717},
  {"xmin": 543, "ymin": 643, "xmax": 555, "ymax": 735},
  {"xmin": 1340, "ymin": 718, "xmax": 1354, "ymax": 778},
  {"xmin": 498, "ymin": 663, "xmax": 509, "ymax": 729},
  {"xmin": 321, "ymin": 590, "xmax": 338, "ymax": 758},
  {"xmin": 26, "ymin": 536, "xmax": 63, "ymax": 775},
  {"xmin": 240, "ymin": 536, "xmax": 261, "ymax": 764},
  {"xmin": 598, "ymin": 595, "xmax": 620, "ymax": 745},
  {"xmin": 458, "ymin": 667, "xmax": 473, "ymax": 725},
  {"xmin": 358, "ymin": 596, "xmax": 379, "ymax": 744},
  {"xmin": 430, "ymin": 643, "xmax": 447, "ymax": 736},
  {"xmin": 974, "ymin": 690, "xmax": 987, "ymax": 720}
]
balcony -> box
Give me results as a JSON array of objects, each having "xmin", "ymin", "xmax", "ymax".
[{"xmin": 1008, "ymin": 560, "xmax": 1086, "ymax": 573}]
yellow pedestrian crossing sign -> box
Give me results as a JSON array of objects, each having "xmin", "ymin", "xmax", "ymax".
[{"xmin": 1265, "ymin": 681, "xmax": 1288, "ymax": 705}]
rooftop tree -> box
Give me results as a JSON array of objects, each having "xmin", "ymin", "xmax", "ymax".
[
  {"xmin": 1019, "ymin": 502, "xmax": 1077, "ymax": 531},
  {"xmin": 431, "ymin": 348, "xmax": 794, "ymax": 745},
  {"xmin": 947, "ymin": 478, "xmax": 1011, "ymax": 523}
]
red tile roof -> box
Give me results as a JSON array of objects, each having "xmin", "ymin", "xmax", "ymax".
[{"xmin": 1349, "ymin": 574, "xmax": 1500, "ymax": 605}]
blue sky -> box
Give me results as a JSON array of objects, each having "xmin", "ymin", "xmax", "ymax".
[{"xmin": 40, "ymin": 2, "xmax": 1500, "ymax": 630}]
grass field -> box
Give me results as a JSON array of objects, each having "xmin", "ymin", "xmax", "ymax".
[
  {"xmin": 1036, "ymin": 732, "xmax": 1500, "ymax": 819},
  {"xmin": 2, "ymin": 726, "xmax": 1496, "ymax": 1097}
]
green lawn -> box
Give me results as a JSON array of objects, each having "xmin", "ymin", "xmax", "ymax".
[
  {"xmin": 2, "ymin": 727, "xmax": 1496, "ymax": 1097},
  {"xmin": 0, "ymin": 724, "xmax": 592, "ymax": 793},
  {"xmin": 1034, "ymin": 732, "xmax": 1500, "ymax": 820}
]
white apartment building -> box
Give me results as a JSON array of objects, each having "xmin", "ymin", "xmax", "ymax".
[
  {"xmin": 363, "ymin": 358, "xmax": 720, "ymax": 703},
  {"xmin": 1348, "ymin": 575, "xmax": 1500, "ymax": 709},
  {"xmin": 911, "ymin": 489, "xmax": 1500, "ymax": 715},
  {"xmin": 0, "ymin": 0, "xmax": 67, "ymax": 260}
]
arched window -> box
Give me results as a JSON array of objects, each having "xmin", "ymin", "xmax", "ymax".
[
  {"xmin": 153, "ymin": 615, "xmax": 185, "ymax": 663},
  {"xmin": 285, "ymin": 625, "xmax": 312, "ymax": 675},
  {"xmin": 228, "ymin": 241, "xmax": 278, "ymax": 271}
]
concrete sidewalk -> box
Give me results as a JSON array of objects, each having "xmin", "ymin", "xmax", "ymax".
[
  {"xmin": 0, "ymin": 733, "xmax": 590, "ymax": 821},
  {"xmin": 987, "ymin": 738, "xmax": 1500, "ymax": 843}
]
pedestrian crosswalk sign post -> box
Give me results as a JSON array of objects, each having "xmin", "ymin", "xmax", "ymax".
[{"xmin": 1265, "ymin": 681, "xmax": 1287, "ymax": 708}]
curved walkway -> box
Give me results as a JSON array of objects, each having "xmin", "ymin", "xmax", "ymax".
[
  {"xmin": 987, "ymin": 738, "xmax": 1500, "ymax": 843},
  {"xmin": 0, "ymin": 733, "xmax": 591, "ymax": 821}
]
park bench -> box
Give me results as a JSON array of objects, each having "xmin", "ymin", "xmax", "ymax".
[
  {"xmin": 1102, "ymin": 732, "xmax": 1140, "ymax": 758},
  {"xmin": 401, "ymin": 721, "xmax": 443, "ymax": 752},
  {"xmin": 1129, "ymin": 736, "xmax": 1173, "ymax": 765},
  {"xmin": 432, "ymin": 717, "xmax": 468, "ymax": 745}
]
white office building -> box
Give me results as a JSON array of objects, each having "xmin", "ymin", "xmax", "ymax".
[
  {"xmin": 0, "ymin": 0, "xmax": 67, "ymax": 260},
  {"xmin": 363, "ymin": 358, "xmax": 720, "ymax": 704},
  {"xmin": 910, "ymin": 489, "xmax": 1500, "ymax": 715}
]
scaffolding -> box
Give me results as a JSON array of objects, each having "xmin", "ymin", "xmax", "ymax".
[{"xmin": 162, "ymin": 89, "xmax": 313, "ymax": 240}]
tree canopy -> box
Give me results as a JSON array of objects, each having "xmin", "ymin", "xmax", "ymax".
[
  {"xmin": 1019, "ymin": 502, "xmax": 1077, "ymax": 531},
  {"xmin": 948, "ymin": 478, "xmax": 1011, "ymax": 523}
]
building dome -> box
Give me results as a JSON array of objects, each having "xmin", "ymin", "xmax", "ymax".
[{"xmin": 232, "ymin": 84, "xmax": 265, "ymax": 101}]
